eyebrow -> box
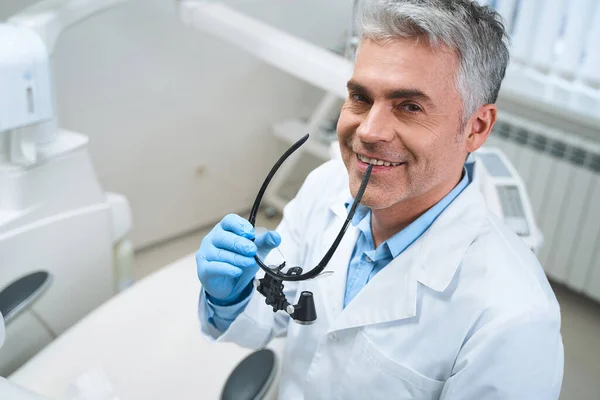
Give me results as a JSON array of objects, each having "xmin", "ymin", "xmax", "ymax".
[{"xmin": 346, "ymin": 79, "xmax": 435, "ymax": 107}]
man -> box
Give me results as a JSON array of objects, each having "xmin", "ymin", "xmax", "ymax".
[{"xmin": 196, "ymin": 0, "xmax": 564, "ymax": 398}]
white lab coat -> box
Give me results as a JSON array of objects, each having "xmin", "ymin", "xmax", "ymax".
[{"xmin": 199, "ymin": 160, "xmax": 564, "ymax": 399}]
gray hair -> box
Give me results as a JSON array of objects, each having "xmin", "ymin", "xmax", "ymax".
[{"xmin": 356, "ymin": 0, "xmax": 510, "ymax": 121}]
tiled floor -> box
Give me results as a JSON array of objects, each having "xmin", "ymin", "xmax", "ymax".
[{"xmin": 135, "ymin": 210, "xmax": 600, "ymax": 400}]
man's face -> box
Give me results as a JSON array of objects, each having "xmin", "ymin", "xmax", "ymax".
[{"xmin": 337, "ymin": 38, "xmax": 469, "ymax": 210}]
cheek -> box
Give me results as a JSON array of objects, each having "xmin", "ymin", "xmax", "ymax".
[
  {"xmin": 396, "ymin": 131, "xmax": 434, "ymax": 165},
  {"xmin": 336, "ymin": 109, "xmax": 358, "ymax": 160},
  {"xmin": 400, "ymin": 126, "xmax": 455, "ymax": 165},
  {"xmin": 406, "ymin": 136, "xmax": 464, "ymax": 189},
  {"xmin": 336, "ymin": 108, "xmax": 354, "ymax": 139}
]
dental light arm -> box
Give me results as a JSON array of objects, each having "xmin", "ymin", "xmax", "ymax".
[
  {"xmin": 0, "ymin": 0, "xmax": 126, "ymax": 165},
  {"xmin": 248, "ymin": 134, "xmax": 372, "ymax": 323},
  {"xmin": 177, "ymin": 1, "xmax": 352, "ymax": 99}
]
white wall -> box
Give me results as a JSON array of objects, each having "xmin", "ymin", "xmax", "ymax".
[{"xmin": 1, "ymin": 0, "xmax": 351, "ymax": 249}]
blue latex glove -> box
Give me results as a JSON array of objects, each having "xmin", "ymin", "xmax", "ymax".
[{"xmin": 196, "ymin": 214, "xmax": 281, "ymax": 306}]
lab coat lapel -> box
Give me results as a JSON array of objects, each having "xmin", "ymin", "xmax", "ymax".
[
  {"xmin": 322, "ymin": 196, "xmax": 418, "ymax": 333},
  {"xmin": 415, "ymin": 183, "xmax": 486, "ymax": 291},
  {"xmin": 328, "ymin": 243, "xmax": 419, "ymax": 333},
  {"xmin": 318, "ymin": 200, "xmax": 359, "ymax": 324}
]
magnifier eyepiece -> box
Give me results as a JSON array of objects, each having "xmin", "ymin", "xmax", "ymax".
[{"xmin": 291, "ymin": 291, "xmax": 317, "ymax": 324}]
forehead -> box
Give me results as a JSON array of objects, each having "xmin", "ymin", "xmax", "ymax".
[{"xmin": 352, "ymin": 38, "xmax": 459, "ymax": 97}]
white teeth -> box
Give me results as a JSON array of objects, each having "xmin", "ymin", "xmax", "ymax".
[{"xmin": 357, "ymin": 153, "xmax": 402, "ymax": 167}]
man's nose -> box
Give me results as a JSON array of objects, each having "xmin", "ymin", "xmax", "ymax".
[{"xmin": 355, "ymin": 103, "xmax": 395, "ymax": 143}]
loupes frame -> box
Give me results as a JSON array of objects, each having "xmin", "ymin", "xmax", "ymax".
[{"xmin": 248, "ymin": 133, "xmax": 373, "ymax": 282}]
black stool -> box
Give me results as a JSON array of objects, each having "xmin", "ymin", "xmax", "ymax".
[{"xmin": 221, "ymin": 348, "xmax": 277, "ymax": 400}]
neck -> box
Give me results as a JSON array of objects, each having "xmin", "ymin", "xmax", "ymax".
[{"xmin": 371, "ymin": 171, "xmax": 463, "ymax": 248}]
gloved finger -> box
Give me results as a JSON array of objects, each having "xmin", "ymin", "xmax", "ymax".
[
  {"xmin": 205, "ymin": 245, "xmax": 256, "ymax": 268},
  {"xmin": 198, "ymin": 261, "xmax": 244, "ymax": 280},
  {"xmin": 220, "ymin": 214, "xmax": 255, "ymax": 239},
  {"xmin": 255, "ymin": 231, "xmax": 281, "ymax": 251},
  {"xmin": 212, "ymin": 229, "xmax": 257, "ymax": 257}
]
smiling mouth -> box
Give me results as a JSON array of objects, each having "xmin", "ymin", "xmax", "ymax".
[{"xmin": 356, "ymin": 153, "xmax": 405, "ymax": 167}]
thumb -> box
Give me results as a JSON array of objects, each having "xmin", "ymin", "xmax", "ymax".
[
  {"xmin": 255, "ymin": 230, "xmax": 281, "ymax": 249},
  {"xmin": 255, "ymin": 231, "xmax": 281, "ymax": 258}
]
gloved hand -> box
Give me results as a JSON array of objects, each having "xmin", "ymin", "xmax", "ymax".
[{"xmin": 196, "ymin": 214, "xmax": 281, "ymax": 306}]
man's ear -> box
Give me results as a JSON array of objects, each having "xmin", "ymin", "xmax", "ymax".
[{"xmin": 464, "ymin": 104, "xmax": 497, "ymax": 153}]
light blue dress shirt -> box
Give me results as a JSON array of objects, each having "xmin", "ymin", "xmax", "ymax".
[{"xmin": 205, "ymin": 170, "xmax": 470, "ymax": 331}]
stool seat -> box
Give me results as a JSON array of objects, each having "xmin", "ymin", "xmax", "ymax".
[{"xmin": 221, "ymin": 348, "xmax": 277, "ymax": 400}]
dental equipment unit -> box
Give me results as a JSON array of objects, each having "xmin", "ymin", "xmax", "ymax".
[{"xmin": 0, "ymin": 0, "xmax": 133, "ymax": 375}]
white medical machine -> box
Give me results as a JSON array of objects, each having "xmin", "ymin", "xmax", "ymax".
[
  {"xmin": 466, "ymin": 148, "xmax": 543, "ymax": 254},
  {"xmin": 0, "ymin": 0, "xmax": 133, "ymax": 376}
]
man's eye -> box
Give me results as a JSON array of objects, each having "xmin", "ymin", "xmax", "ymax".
[
  {"xmin": 351, "ymin": 93, "xmax": 369, "ymax": 103},
  {"xmin": 403, "ymin": 103, "xmax": 423, "ymax": 113}
]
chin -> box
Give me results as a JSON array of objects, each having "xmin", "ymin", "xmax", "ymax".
[
  {"xmin": 361, "ymin": 195, "xmax": 401, "ymax": 210},
  {"xmin": 350, "ymin": 184, "xmax": 404, "ymax": 210}
]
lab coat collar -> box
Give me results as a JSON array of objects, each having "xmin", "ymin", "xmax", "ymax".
[
  {"xmin": 415, "ymin": 182, "xmax": 486, "ymax": 292},
  {"xmin": 330, "ymin": 190, "xmax": 352, "ymax": 220},
  {"xmin": 325, "ymin": 181, "xmax": 486, "ymax": 331}
]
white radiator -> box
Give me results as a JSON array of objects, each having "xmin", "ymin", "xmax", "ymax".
[{"xmin": 487, "ymin": 112, "xmax": 600, "ymax": 301}]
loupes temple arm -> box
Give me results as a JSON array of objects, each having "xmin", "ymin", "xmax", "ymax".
[
  {"xmin": 305, "ymin": 163, "xmax": 372, "ymax": 279},
  {"xmin": 248, "ymin": 134, "xmax": 309, "ymax": 226}
]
